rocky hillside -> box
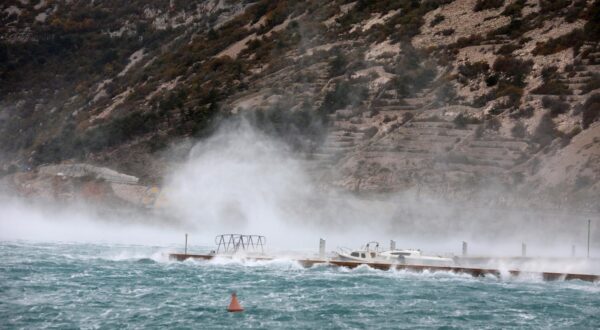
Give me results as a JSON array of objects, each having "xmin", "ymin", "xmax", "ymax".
[{"xmin": 1, "ymin": 0, "xmax": 600, "ymax": 210}]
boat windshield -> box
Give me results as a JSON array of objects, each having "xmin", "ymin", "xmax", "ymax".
[{"xmin": 351, "ymin": 252, "xmax": 360, "ymax": 257}]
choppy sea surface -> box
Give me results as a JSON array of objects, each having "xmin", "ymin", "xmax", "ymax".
[{"xmin": 1, "ymin": 241, "xmax": 599, "ymax": 329}]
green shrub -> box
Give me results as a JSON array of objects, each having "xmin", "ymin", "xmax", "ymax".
[
  {"xmin": 453, "ymin": 113, "xmax": 481, "ymax": 129},
  {"xmin": 453, "ymin": 114, "xmax": 467, "ymax": 129},
  {"xmin": 85, "ymin": 111, "xmax": 161, "ymax": 151},
  {"xmin": 435, "ymin": 82, "xmax": 457, "ymax": 104},
  {"xmin": 249, "ymin": 102, "xmax": 326, "ymax": 151},
  {"xmin": 147, "ymin": 134, "xmax": 168, "ymax": 153},
  {"xmin": 383, "ymin": 115, "xmax": 397, "ymax": 123},
  {"xmin": 430, "ymin": 14, "xmax": 445, "ymax": 27},
  {"xmin": 31, "ymin": 123, "xmax": 80, "ymax": 165},
  {"xmin": 509, "ymin": 105, "xmax": 535, "ymax": 119},
  {"xmin": 582, "ymin": 93, "xmax": 600, "ymax": 129},
  {"xmin": 488, "ymin": 17, "xmax": 526, "ymax": 39},
  {"xmin": 584, "ymin": 0, "xmax": 600, "ymax": 41},
  {"xmin": 384, "ymin": 0, "xmax": 453, "ymax": 42},
  {"xmin": 328, "ymin": 50, "xmax": 348, "ymax": 78},
  {"xmin": 319, "ymin": 81, "xmax": 368, "ymax": 114},
  {"xmin": 489, "ymin": 106, "xmax": 506, "ymax": 115},
  {"xmin": 532, "ymin": 29, "xmax": 584, "ymax": 55},
  {"xmin": 249, "ymin": 1, "xmax": 270, "ymax": 24},
  {"xmin": 492, "ymin": 56, "xmax": 532, "ymax": 87},
  {"xmin": 540, "ymin": 66, "xmax": 559, "ymax": 80},
  {"xmin": 472, "ymin": 92, "xmax": 496, "ymax": 107},
  {"xmin": 496, "ymin": 44, "xmax": 521, "ymax": 55},
  {"xmin": 435, "ymin": 29, "xmax": 454, "ymax": 36},
  {"xmin": 496, "ymin": 82, "xmax": 524, "ymax": 107},
  {"xmin": 501, "ymin": 0, "xmax": 525, "ymax": 17},
  {"xmin": 389, "ymin": 48, "xmax": 437, "ymax": 97},
  {"xmin": 449, "ymin": 34, "xmax": 484, "ymax": 49},
  {"xmin": 539, "ymin": 0, "xmax": 573, "ymax": 14},
  {"xmin": 582, "ymin": 74, "xmax": 600, "ymax": 94},
  {"xmin": 542, "ymin": 96, "xmax": 570, "ymax": 116},
  {"xmin": 159, "ymin": 89, "xmax": 187, "ymax": 112},
  {"xmin": 565, "ymin": 0, "xmax": 587, "ymax": 23},
  {"xmin": 31, "ymin": 110, "xmax": 163, "ymax": 164},
  {"xmin": 531, "ymin": 66, "xmax": 571, "ymax": 95},
  {"xmin": 474, "ymin": 0, "xmax": 505, "ymax": 12},
  {"xmin": 458, "ymin": 61, "xmax": 490, "ymax": 78},
  {"xmin": 532, "ymin": 113, "xmax": 558, "ymax": 146},
  {"xmin": 485, "ymin": 75, "xmax": 499, "ymax": 87},
  {"xmin": 532, "ymin": 80, "xmax": 572, "ymax": 95}
]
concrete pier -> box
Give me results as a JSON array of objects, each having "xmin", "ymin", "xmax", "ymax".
[{"xmin": 168, "ymin": 253, "xmax": 600, "ymax": 283}]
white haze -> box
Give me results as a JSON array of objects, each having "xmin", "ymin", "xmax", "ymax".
[
  {"xmin": 163, "ymin": 121, "xmax": 599, "ymax": 261},
  {"xmin": 0, "ymin": 120, "xmax": 598, "ymax": 273},
  {"xmin": 0, "ymin": 197, "xmax": 184, "ymax": 245}
]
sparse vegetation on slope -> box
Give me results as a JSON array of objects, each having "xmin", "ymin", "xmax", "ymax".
[{"xmin": 1, "ymin": 0, "xmax": 600, "ymax": 202}]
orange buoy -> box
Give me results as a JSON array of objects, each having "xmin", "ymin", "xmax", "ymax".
[{"xmin": 227, "ymin": 292, "xmax": 244, "ymax": 312}]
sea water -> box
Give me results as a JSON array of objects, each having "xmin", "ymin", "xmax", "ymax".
[{"xmin": 1, "ymin": 241, "xmax": 599, "ymax": 329}]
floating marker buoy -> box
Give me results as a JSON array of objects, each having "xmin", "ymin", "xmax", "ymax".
[{"xmin": 227, "ymin": 292, "xmax": 244, "ymax": 312}]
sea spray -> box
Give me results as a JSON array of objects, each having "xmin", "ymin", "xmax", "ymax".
[{"xmin": 2, "ymin": 241, "xmax": 598, "ymax": 329}]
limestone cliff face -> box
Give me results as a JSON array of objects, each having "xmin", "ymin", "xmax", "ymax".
[{"xmin": 1, "ymin": 0, "xmax": 599, "ymax": 210}]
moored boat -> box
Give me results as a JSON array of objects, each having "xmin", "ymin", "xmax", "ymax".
[{"xmin": 336, "ymin": 241, "xmax": 454, "ymax": 266}]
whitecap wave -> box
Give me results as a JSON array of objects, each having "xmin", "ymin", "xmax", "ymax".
[{"xmin": 205, "ymin": 256, "xmax": 304, "ymax": 270}]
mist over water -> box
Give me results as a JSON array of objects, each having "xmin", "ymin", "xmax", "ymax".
[
  {"xmin": 162, "ymin": 121, "xmax": 599, "ymax": 263},
  {"xmin": 0, "ymin": 197, "xmax": 183, "ymax": 245},
  {"xmin": 1, "ymin": 241, "xmax": 599, "ymax": 329},
  {"xmin": 1, "ymin": 121, "xmax": 600, "ymax": 329},
  {"xmin": 164, "ymin": 120, "xmax": 322, "ymax": 248},
  {"xmin": 0, "ymin": 120, "xmax": 598, "ymax": 271}
]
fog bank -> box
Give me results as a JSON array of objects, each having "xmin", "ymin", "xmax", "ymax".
[{"xmin": 0, "ymin": 121, "xmax": 598, "ymax": 261}]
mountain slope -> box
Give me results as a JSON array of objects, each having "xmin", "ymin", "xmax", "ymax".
[{"xmin": 1, "ymin": 0, "xmax": 599, "ymax": 209}]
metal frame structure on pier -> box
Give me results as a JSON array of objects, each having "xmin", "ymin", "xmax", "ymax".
[{"xmin": 215, "ymin": 234, "xmax": 266, "ymax": 254}]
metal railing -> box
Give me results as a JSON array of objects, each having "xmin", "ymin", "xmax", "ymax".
[{"xmin": 215, "ymin": 234, "xmax": 266, "ymax": 254}]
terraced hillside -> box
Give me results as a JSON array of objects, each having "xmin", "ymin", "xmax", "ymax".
[{"xmin": 1, "ymin": 0, "xmax": 599, "ymax": 210}]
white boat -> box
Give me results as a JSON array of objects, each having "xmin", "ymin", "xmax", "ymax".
[{"xmin": 336, "ymin": 241, "xmax": 454, "ymax": 267}]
